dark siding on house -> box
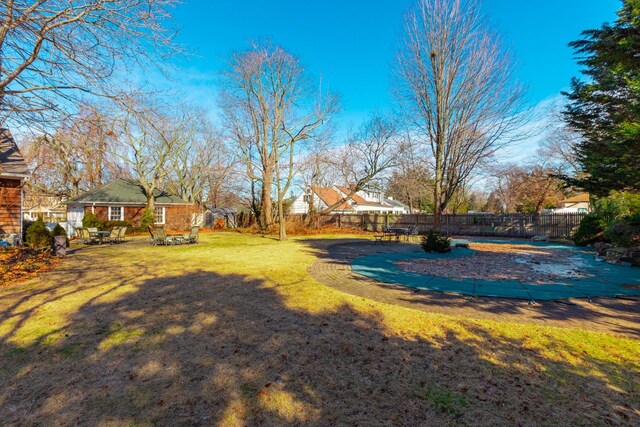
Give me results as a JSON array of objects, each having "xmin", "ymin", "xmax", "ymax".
[{"xmin": 0, "ymin": 178, "xmax": 22, "ymax": 235}]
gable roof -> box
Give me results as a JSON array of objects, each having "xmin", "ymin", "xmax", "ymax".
[
  {"xmin": 311, "ymin": 186, "xmax": 355, "ymax": 211},
  {"xmin": 384, "ymin": 198, "xmax": 409, "ymax": 209},
  {"xmin": 0, "ymin": 128, "xmax": 30, "ymax": 179},
  {"xmin": 335, "ymin": 185, "xmax": 389, "ymax": 207},
  {"xmin": 66, "ymin": 179, "xmax": 190, "ymax": 205},
  {"xmin": 561, "ymin": 193, "xmax": 590, "ymax": 204}
]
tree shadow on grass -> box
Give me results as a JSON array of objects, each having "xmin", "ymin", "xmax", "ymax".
[
  {"xmin": 0, "ymin": 270, "xmax": 638, "ymax": 425},
  {"xmin": 299, "ymin": 238, "xmax": 640, "ymax": 338}
]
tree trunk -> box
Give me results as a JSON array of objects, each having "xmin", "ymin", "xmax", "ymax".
[
  {"xmin": 146, "ymin": 193, "xmax": 155, "ymax": 213},
  {"xmin": 433, "ymin": 162, "xmax": 443, "ymax": 225},
  {"xmin": 278, "ymin": 197, "xmax": 286, "ymax": 241},
  {"xmin": 260, "ymin": 170, "xmax": 273, "ymax": 230}
]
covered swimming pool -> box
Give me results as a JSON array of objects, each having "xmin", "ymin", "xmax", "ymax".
[{"xmin": 351, "ymin": 239, "xmax": 640, "ymax": 301}]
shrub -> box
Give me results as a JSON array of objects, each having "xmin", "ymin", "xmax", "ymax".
[
  {"xmin": 25, "ymin": 218, "xmax": 52, "ymax": 249},
  {"xmin": 140, "ymin": 209, "xmax": 155, "ymax": 229},
  {"xmin": 574, "ymin": 213, "xmax": 607, "ymax": 246},
  {"xmin": 604, "ymin": 213, "xmax": 640, "ymax": 247},
  {"xmin": 420, "ymin": 230, "xmax": 451, "ymax": 253},
  {"xmin": 22, "ymin": 219, "xmax": 35, "ymax": 243},
  {"xmin": 103, "ymin": 220, "xmax": 133, "ymax": 232},
  {"xmin": 82, "ymin": 212, "xmax": 103, "ymax": 229}
]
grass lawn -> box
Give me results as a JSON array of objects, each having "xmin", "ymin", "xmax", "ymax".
[{"xmin": 0, "ymin": 232, "xmax": 638, "ymax": 426}]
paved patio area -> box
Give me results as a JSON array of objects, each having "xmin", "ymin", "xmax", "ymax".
[{"xmin": 304, "ymin": 238, "xmax": 640, "ymax": 337}]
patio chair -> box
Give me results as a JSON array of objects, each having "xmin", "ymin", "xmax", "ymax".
[
  {"xmin": 185, "ymin": 226, "xmax": 199, "ymax": 244},
  {"xmin": 107, "ymin": 227, "xmax": 120, "ymax": 244},
  {"xmin": 117, "ymin": 226, "xmax": 128, "ymax": 243},
  {"xmin": 81, "ymin": 228, "xmax": 98, "ymax": 244},
  {"xmin": 406, "ymin": 225, "xmax": 419, "ymax": 242},
  {"xmin": 373, "ymin": 232, "xmax": 385, "ymax": 245},
  {"xmin": 149, "ymin": 226, "xmax": 177, "ymax": 246}
]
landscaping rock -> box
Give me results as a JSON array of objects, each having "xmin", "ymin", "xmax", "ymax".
[
  {"xmin": 455, "ymin": 242, "xmax": 469, "ymax": 248},
  {"xmin": 593, "ymin": 242, "xmax": 612, "ymax": 256},
  {"xmin": 605, "ymin": 247, "xmax": 640, "ymax": 266}
]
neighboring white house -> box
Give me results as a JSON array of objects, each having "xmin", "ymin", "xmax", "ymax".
[
  {"xmin": 23, "ymin": 193, "xmax": 67, "ymax": 222},
  {"xmin": 553, "ymin": 193, "xmax": 591, "ymax": 214},
  {"xmin": 290, "ymin": 185, "xmax": 409, "ymax": 214}
]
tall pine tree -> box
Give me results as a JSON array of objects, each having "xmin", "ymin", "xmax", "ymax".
[{"xmin": 563, "ymin": 0, "xmax": 640, "ymax": 196}]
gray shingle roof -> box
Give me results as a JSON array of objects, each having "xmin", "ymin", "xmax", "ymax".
[
  {"xmin": 0, "ymin": 128, "xmax": 31, "ymax": 179},
  {"xmin": 66, "ymin": 179, "xmax": 190, "ymax": 205}
]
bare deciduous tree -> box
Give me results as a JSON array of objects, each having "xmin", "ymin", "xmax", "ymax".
[
  {"xmin": 395, "ymin": 0, "xmax": 529, "ymax": 223},
  {"xmin": 166, "ymin": 110, "xmax": 231, "ymax": 206},
  {"xmin": 112, "ymin": 96, "xmax": 191, "ymax": 213},
  {"xmin": 0, "ymin": 0, "xmax": 179, "ymax": 128},
  {"xmin": 220, "ymin": 41, "xmax": 338, "ymax": 240},
  {"xmin": 320, "ymin": 114, "xmax": 404, "ymax": 214},
  {"xmin": 21, "ymin": 105, "xmax": 118, "ymax": 197},
  {"xmin": 385, "ymin": 138, "xmax": 433, "ymax": 213},
  {"xmin": 538, "ymin": 123, "xmax": 582, "ymax": 177},
  {"xmin": 490, "ymin": 163, "xmax": 567, "ymax": 213}
]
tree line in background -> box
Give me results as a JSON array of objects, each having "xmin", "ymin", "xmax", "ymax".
[{"xmin": 2, "ymin": 0, "xmax": 638, "ymax": 242}]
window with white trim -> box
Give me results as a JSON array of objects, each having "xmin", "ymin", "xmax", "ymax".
[
  {"xmin": 108, "ymin": 206, "xmax": 123, "ymax": 221},
  {"xmin": 154, "ymin": 206, "xmax": 165, "ymax": 224}
]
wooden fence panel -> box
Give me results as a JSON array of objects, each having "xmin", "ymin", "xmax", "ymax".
[{"xmin": 291, "ymin": 212, "xmax": 586, "ymax": 239}]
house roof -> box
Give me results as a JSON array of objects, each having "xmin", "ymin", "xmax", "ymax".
[
  {"xmin": 561, "ymin": 193, "xmax": 590, "ymax": 204},
  {"xmin": 0, "ymin": 128, "xmax": 30, "ymax": 179},
  {"xmin": 335, "ymin": 185, "xmax": 389, "ymax": 207},
  {"xmin": 384, "ymin": 198, "xmax": 409, "ymax": 209},
  {"xmin": 311, "ymin": 186, "xmax": 355, "ymax": 211},
  {"xmin": 66, "ymin": 179, "xmax": 190, "ymax": 205}
]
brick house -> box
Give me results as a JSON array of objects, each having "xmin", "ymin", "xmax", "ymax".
[
  {"xmin": 0, "ymin": 128, "xmax": 31, "ymax": 241},
  {"xmin": 65, "ymin": 179, "xmax": 199, "ymax": 232}
]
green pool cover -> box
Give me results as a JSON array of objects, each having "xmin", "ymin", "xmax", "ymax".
[{"xmin": 351, "ymin": 240, "xmax": 640, "ymax": 301}]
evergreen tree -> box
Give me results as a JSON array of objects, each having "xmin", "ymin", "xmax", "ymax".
[{"xmin": 563, "ymin": 0, "xmax": 640, "ymax": 196}]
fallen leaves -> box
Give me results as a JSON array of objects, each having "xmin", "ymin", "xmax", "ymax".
[{"xmin": 0, "ymin": 247, "xmax": 58, "ymax": 287}]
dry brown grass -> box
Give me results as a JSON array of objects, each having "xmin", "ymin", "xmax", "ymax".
[{"xmin": 0, "ymin": 233, "xmax": 638, "ymax": 426}]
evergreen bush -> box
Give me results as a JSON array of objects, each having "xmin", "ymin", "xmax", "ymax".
[
  {"xmin": 25, "ymin": 218, "xmax": 52, "ymax": 249},
  {"xmin": 420, "ymin": 230, "xmax": 451, "ymax": 253},
  {"xmin": 604, "ymin": 213, "xmax": 640, "ymax": 247},
  {"xmin": 574, "ymin": 213, "xmax": 607, "ymax": 246},
  {"xmin": 82, "ymin": 212, "xmax": 103, "ymax": 229},
  {"xmin": 140, "ymin": 209, "xmax": 155, "ymax": 229}
]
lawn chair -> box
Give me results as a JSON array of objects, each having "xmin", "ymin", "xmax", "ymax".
[
  {"xmin": 149, "ymin": 226, "xmax": 176, "ymax": 246},
  {"xmin": 373, "ymin": 232, "xmax": 385, "ymax": 245},
  {"xmin": 406, "ymin": 225, "xmax": 419, "ymax": 242},
  {"xmin": 148, "ymin": 226, "xmax": 161, "ymax": 246},
  {"xmin": 117, "ymin": 226, "xmax": 128, "ymax": 243},
  {"xmin": 81, "ymin": 228, "xmax": 98, "ymax": 244},
  {"xmin": 107, "ymin": 227, "xmax": 120, "ymax": 244},
  {"xmin": 185, "ymin": 226, "xmax": 199, "ymax": 244}
]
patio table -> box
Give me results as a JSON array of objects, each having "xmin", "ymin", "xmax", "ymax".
[
  {"xmin": 167, "ymin": 234, "xmax": 185, "ymax": 245},
  {"xmin": 94, "ymin": 231, "xmax": 111, "ymax": 244}
]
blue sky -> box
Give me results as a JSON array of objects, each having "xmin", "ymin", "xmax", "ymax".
[{"xmin": 168, "ymin": 0, "xmax": 620, "ymax": 132}]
